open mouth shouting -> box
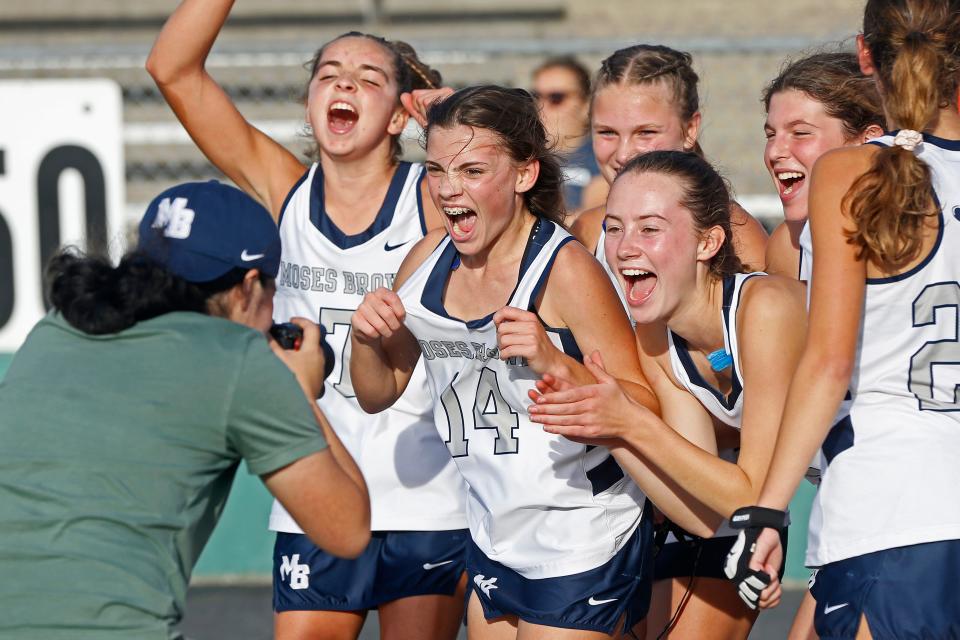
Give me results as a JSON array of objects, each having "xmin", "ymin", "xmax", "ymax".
[
  {"xmin": 775, "ymin": 170, "xmax": 806, "ymax": 200},
  {"xmin": 443, "ymin": 206, "xmax": 478, "ymax": 241},
  {"xmin": 620, "ymin": 268, "xmax": 657, "ymax": 306},
  {"xmin": 327, "ymin": 101, "xmax": 359, "ymax": 135}
]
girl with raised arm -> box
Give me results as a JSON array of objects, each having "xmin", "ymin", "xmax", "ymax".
[{"xmin": 147, "ymin": 4, "xmax": 467, "ymax": 638}]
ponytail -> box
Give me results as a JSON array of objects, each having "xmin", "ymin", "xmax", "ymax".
[{"xmin": 846, "ymin": 0, "xmax": 960, "ymax": 269}]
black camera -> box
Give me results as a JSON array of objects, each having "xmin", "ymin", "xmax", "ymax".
[{"xmin": 269, "ymin": 322, "xmax": 336, "ymax": 382}]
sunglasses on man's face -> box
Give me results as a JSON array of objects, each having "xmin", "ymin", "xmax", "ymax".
[{"xmin": 532, "ymin": 91, "xmax": 574, "ymax": 106}]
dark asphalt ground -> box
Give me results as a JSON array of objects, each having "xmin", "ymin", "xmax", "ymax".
[{"xmin": 178, "ymin": 585, "xmax": 805, "ymax": 639}]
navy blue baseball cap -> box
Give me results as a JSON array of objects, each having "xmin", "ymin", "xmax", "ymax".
[{"xmin": 137, "ymin": 181, "xmax": 281, "ymax": 283}]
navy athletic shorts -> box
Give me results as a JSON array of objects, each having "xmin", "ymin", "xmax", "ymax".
[
  {"xmin": 466, "ymin": 510, "xmax": 654, "ymax": 634},
  {"xmin": 273, "ymin": 529, "xmax": 469, "ymax": 612},
  {"xmin": 811, "ymin": 539, "xmax": 960, "ymax": 639}
]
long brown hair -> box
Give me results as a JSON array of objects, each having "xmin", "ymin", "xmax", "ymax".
[
  {"xmin": 424, "ymin": 86, "xmax": 566, "ymax": 226},
  {"xmin": 592, "ymin": 44, "xmax": 704, "ymax": 157},
  {"xmin": 846, "ymin": 0, "xmax": 960, "ymax": 269},
  {"xmin": 763, "ymin": 52, "xmax": 884, "ymax": 140}
]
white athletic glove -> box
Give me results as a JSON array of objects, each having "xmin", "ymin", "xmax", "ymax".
[{"xmin": 723, "ymin": 506, "xmax": 789, "ymax": 610}]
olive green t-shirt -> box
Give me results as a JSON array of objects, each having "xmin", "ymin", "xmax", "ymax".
[{"xmin": 0, "ymin": 312, "xmax": 326, "ymax": 639}]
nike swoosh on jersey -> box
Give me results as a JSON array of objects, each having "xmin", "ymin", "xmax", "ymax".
[
  {"xmin": 422, "ymin": 560, "xmax": 455, "ymax": 570},
  {"xmin": 824, "ymin": 603, "xmax": 849, "ymax": 615},
  {"xmin": 240, "ymin": 250, "xmax": 265, "ymax": 261},
  {"xmin": 588, "ymin": 596, "xmax": 619, "ymax": 606},
  {"xmin": 384, "ymin": 240, "xmax": 411, "ymax": 251}
]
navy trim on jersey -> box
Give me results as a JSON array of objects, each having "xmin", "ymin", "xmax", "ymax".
[
  {"xmin": 866, "ymin": 196, "xmax": 944, "ymax": 285},
  {"xmin": 822, "ymin": 414, "xmax": 854, "ymax": 465},
  {"xmin": 421, "ymin": 220, "xmax": 555, "ymax": 329},
  {"xmin": 528, "ymin": 234, "xmax": 572, "ymax": 309},
  {"xmin": 416, "ymin": 168, "xmax": 428, "ymax": 235},
  {"xmin": 308, "ymin": 161, "xmax": 412, "ymax": 249},
  {"xmin": 278, "ymin": 167, "xmax": 310, "ymax": 227},
  {"xmin": 545, "ymin": 326, "xmax": 583, "ymax": 362},
  {"xmin": 670, "ymin": 275, "xmax": 749, "ymax": 411},
  {"xmin": 585, "ymin": 454, "xmax": 626, "ymax": 495},
  {"xmin": 881, "ymin": 129, "xmax": 960, "ymax": 152}
]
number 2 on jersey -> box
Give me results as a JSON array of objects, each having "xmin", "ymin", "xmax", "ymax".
[
  {"xmin": 909, "ymin": 281, "xmax": 960, "ymax": 411},
  {"xmin": 441, "ymin": 368, "xmax": 520, "ymax": 457}
]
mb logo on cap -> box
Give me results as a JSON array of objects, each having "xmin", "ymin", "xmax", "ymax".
[{"xmin": 138, "ymin": 181, "xmax": 281, "ymax": 284}]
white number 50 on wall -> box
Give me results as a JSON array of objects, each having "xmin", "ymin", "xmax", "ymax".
[{"xmin": 0, "ymin": 79, "xmax": 125, "ymax": 352}]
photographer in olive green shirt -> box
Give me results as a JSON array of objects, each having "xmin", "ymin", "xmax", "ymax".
[{"xmin": 0, "ymin": 182, "xmax": 369, "ymax": 639}]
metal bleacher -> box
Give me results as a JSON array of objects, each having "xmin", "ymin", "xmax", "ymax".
[{"xmin": 0, "ymin": 0, "xmax": 867, "ymax": 219}]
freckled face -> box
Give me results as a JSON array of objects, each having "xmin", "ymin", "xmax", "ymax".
[
  {"xmin": 592, "ymin": 82, "xmax": 696, "ymax": 184},
  {"xmin": 305, "ymin": 36, "xmax": 405, "ymax": 160},
  {"xmin": 604, "ymin": 171, "xmax": 701, "ymax": 326},
  {"xmin": 425, "ymin": 125, "xmax": 530, "ymax": 256},
  {"xmin": 764, "ymin": 89, "xmax": 853, "ymax": 221}
]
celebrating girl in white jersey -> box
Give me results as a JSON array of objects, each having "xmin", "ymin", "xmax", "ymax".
[
  {"xmin": 528, "ymin": 150, "xmax": 808, "ymax": 640},
  {"xmin": 570, "ymin": 45, "xmax": 768, "ymax": 286},
  {"xmin": 761, "ymin": 52, "xmax": 883, "ymax": 640},
  {"xmin": 735, "ymin": 1, "xmax": 960, "ymax": 638},
  {"xmin": 147, "ymin": 4, "xmax": 468, "ymax": 638},
  {"xmin": 349, "ymin": 86, "xmax": 711, "ymax": 639},
  {"xmin": 565, "ymin": 44, "xmax": 766, "ymax": 637}
]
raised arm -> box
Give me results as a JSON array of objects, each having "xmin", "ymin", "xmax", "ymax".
[{"xmin": 145, "ymin": 0, "xmax": 305, "ymax": 218}]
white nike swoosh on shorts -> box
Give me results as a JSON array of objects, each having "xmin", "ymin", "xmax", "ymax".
[
  {"xmin": 241, "ymin": 250, "xmax": 265, "ymax": 261},
  {"xmin": 588, "ymin": 597, "xmax": 619, "ymax": 606},
  {"xmin": 422, "ymin": 560, "xmax": 454, "ymax": 570},
  {"xmin": 824, "ymin": 603, "xmax": 850, "ymax": 615}
]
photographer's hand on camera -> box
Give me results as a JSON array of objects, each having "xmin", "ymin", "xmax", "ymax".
[{"xmin": 269, "ymin": 317, "xmax": 327, "ymax": 400}]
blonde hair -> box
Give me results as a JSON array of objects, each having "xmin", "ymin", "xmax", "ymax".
[
  {"xmin": 592, "ymin": 45, "xmax": 705, "ymax": 157},
  {"xmin": 845, "ymin": 0, "xmax": 960, "ymax": 269}
]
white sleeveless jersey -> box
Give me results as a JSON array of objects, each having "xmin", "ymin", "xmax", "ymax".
[
  {"xmin": 268, "ymin": 161, "xmax": 467, "ymax": 533},
  {"xmin": 807, "ymin": 133, "xmax": 960, "ymax": 567},
  {"xmin": 668, "ymin": 273, "xmax": 764, "ymax": 430},
  {"xmin": 399, "ymin": 220, "xmax": 645, "ymax": 578}
]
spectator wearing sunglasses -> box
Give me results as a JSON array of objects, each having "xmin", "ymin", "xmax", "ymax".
[{"xmin": 532, "ymin": 56, "xmax": 608, "ymax": 214}]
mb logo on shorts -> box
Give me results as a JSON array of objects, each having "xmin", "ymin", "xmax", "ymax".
[{"xmin": 279, "ymin": 554, "xmax": 310, "ymax": 590}]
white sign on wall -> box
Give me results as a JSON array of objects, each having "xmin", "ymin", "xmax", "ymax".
[{"xmin": 0, "ymin": 79, "xmax": 125, "ymax": 352}]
